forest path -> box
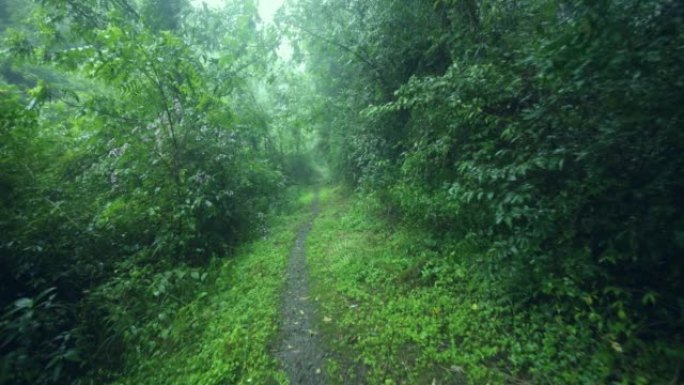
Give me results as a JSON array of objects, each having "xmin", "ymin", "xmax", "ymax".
[{"xmin": 275, "ymin": 187, "xmax": 327, "ymax": 385}]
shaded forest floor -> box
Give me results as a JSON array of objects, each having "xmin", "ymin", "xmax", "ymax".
[
  {"xmin": 306, "ymin": 187, "xmax": 480, "ymax": 385},
  {"xmin": 108, "ymin": 185, "xmax": 587, "ymax": 385},
  {"xmin": 105, "ymin": 189, "xmax": 317, "ymax": 385}
]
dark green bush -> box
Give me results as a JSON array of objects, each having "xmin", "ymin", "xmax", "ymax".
[
  {"xmin": 290, "ymin": 0, "xmax": 684, "ymax": 382},
  {"xmin": 0, "ymin": 1, "xmax": 294, "ymax": 383}
]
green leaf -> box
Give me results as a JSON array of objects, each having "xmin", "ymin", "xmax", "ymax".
[{"xmin": 14, "ymin": 298, "xmax": 33, "ymax": 309}]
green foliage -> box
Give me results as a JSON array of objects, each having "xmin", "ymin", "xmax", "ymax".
[
  {"xmin": 92, "ymin": 203, "xmax": 308, "ymax": 385},
  {"xmin": 281, "ymin": 152, "xmax": 320, "ymax": 185},
  {"xmin": 0, "ymin": 0, "xmax": 309, "ymax": 383},
  {"xmin": 140, "ymin": 0, "xmax": 189, "ymax": 32},
  {"xmin": 0, "ymin": 288, "xmax": 80, "ymax": 385},
  {"xmin": 308, "ymin": 188, "xmax": 681, "ymax": 385},
  {"xmin": 292, "ymin": 0, "xmax": 684, "ymax": 383},
  {"xmin": 2, "ymin": 0, "xmax": 682, "ymax": 383},
  {"xmin": 308, "ymin": 188, "xmax": 501, "ymax": 384}
]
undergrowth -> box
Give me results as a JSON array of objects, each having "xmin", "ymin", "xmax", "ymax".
[
  {"xmin": 308, "ymin": 187, "xmax": 495, "ymax": 384},
  {"xmin": 101, "ymin": 188, "xmax": 314, "ymax": 385},
  {"xmin": 307, "ymin": 187, "xmax": 674, "ymax": 385}
]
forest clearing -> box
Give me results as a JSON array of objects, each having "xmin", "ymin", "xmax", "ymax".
[{"xmin": 1, "ymin": 0, "xmax": 682, "ymax": 384}]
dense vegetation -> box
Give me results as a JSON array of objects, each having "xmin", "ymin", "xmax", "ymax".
[
  {"xmin": 0, "ymin": 0, "xmax": 314, "ymax": 383},
  {"xmin": 282, "ymin": 0, "xmax": 683, "ymax": 383},
  {"xmin": 1, "ymin": 0, "xmax": 682, "ymax": 384}
]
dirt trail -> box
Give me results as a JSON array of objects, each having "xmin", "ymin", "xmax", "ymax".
[{"xmin": 276, "ymin": 189, "xmax": 327, "ymax": 385}]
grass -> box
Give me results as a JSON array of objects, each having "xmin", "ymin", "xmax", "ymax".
[
  {"xmin": 306, "ymin": 186, "xmax": 506, "ymax": 385},
  {"xmin": 104, "ymin": 183, "xmax": 680, "ymax": 385},
  {"xmin": 107, "ymin": 189, "xmax": 314, "ymax": 385},
  {"xmin": 306, "ymin": 186, "xmax": 670, "ymax": 385}
]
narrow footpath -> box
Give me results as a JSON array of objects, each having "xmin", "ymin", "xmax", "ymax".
[{"xmin": 276, "ymin": 188, "xmax": 327, "ymax": 385}]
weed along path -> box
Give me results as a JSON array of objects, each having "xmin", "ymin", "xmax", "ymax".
[{"xmin": 276, "ymin": 187, "xmax": 328, "ymax": 385}]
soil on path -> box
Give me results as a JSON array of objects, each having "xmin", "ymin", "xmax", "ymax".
[{"xmin": 276, "ymin": 189, "xmax": 327, "ymax": 385}]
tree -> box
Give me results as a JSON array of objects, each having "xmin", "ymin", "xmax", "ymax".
[
  {"xmin": 0, "ymin": 0, "xmax": 292, "ymax": 383},
  {"xmin": 287, "ymin": 0, "xmax": 684, "ymax": 382}
]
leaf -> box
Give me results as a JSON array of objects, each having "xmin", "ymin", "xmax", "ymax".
[
  {"xmin": 610, "ymin": 341, "xmax": 623, "ymax": 353},
  {"xmin": 27, "ymin": 98, "xmax": 38, "ymax": 110},
  {"xmin": 641, "ymin": 292, "xmax": 657, "ymax": 306},
  {"xmin": 63, "ymin": 349, "xmax": 81, "ymax": 362},
  {"xmin": 160, "ymin": 328, "xmax": 171, "ymax": 339},
  {"xmin": 14, "ymin": 298, "xmax": 33, "ymax": 309}
]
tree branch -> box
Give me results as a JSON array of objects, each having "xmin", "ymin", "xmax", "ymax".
[{"xmin": 287, "ymin": 23, "xmax": 393, "ymax": 95}]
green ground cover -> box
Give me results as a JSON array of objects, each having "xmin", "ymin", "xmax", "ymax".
[
  {"xmin": 306, "ymin": 187, "xmax": 665, "ymax": 385},
  {"xmin": 307, "ymin": 187, "xmax": 502, "ymax": 385},
  {"xmin": 107, "ymin": 189, "xmax": 315, "ymax": 385}
]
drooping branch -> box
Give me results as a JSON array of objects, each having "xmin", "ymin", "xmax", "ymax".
[{"xmin": 287, "ymin": 23, "xmax": 394, "ymax": 96}]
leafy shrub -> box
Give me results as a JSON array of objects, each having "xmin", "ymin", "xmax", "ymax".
[
  {"xmin": 282, "ymin": 152, "xmax": 320, "ymax": 185},
  {"xmin": 293, "ymin": 0, "xmax": 684, "ymax": 382},
  {"xmin": 0, "ymin": 0, "xmax": 297, "ymax": 383},
  {"xmin": 0, "ymin": 288, "xmax": 80, "ymax": 385}
]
